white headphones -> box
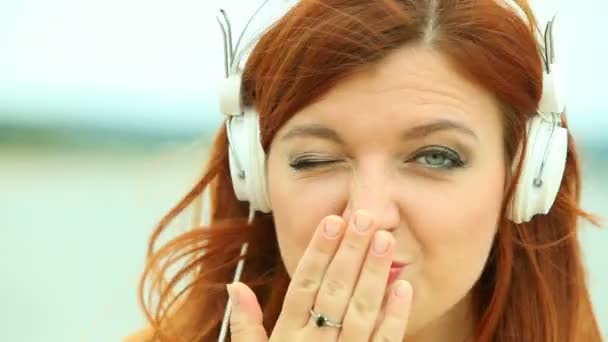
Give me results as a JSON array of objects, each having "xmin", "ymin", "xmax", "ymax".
[
  {"xmin": 216, "ymin": 0, "xmax": 568, "ymax": 224},
  {"xmin": 215, "ymin": 2, "xmax": 568, "ymax": 340}
]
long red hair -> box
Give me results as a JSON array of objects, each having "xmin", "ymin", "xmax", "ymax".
[{"xmin": 136, "ymin": 0, "xmax": 602, "ymax": 341}]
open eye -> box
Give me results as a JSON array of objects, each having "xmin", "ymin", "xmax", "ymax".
[{"xmin": 412, "ymin": 146, "xmax": 465, "ymax": 170}]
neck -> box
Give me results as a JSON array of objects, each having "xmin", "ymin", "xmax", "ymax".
[{"xmin": 407, "ymin": 293, "xmax": 475, "ymax": 342}]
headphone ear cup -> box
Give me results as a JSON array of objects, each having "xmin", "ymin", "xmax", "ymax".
[
  {"xmin": 227, "ymin": 115, "xmax": 250, "ymax": 202},
  {"xmin": 243, "ymin": 108, "xmax": 272, "ymax": 214},
  {"xmin": 508, "ymin": 115, "xmax": 568, "ymax": 223},
  {"xmin": 226, "ymin": 110, "xmax": 272, "ymax": 215}
]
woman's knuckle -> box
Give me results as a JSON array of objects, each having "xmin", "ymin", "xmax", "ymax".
[
  {"xmin": 229, "ymin": 320, "xmax": 249, "ymax": 336},
  {"xmin": 350, "ymin": 295, "xmax": 375, "ymax": 317},
  {"xmin": 295, "ymin": 277, "xmax": 319, "ymax": 292},
  {"xmin": 341, "ymin": 238, "xmax": 363, "ymax": 253},
  {"xmin": 365, "ymin": 260, "xmax": 385, "ymax": 275},
  {"xmin": 324, "ymin": 278, "xmax": 347, "ymax": 297}
]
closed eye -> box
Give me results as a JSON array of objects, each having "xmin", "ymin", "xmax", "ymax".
[{"xmin": 289, "ymin": 158, "xmax": 342, "ymax": 170}]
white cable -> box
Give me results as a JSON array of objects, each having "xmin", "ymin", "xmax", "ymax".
[{"xmin": 218, "ymin": 242, "xmax": 249, "ymax": 342}]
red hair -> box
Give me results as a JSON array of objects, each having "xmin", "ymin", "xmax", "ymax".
[{"xmin": 136, "ymin": 0, "xmax": 602, "ymax": 341}]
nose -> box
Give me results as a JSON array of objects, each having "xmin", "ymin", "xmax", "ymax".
[{"xmin": 341, "ymin": 168, "xmax": 401, "ymax": 232}]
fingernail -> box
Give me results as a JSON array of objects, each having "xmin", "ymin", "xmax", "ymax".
[
  {"xmin": 227, "ymin": 283, "xmax": 239, "ymax": 307},
  {"xmin": 372, "ymin": 231, "xmax": 390, "ymax": 255},
  {"xmin": 394, "ymin": 280, "xmax": 411, "ymax": 299},
  {"xmin": 323, "ymin": 217, "xmax": 342, "ymax": 239},
  {"xmin": 354, "ymin": 211, "xmax": 373, "ymax": 233}
]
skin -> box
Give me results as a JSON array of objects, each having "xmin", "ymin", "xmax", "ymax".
[{"xmin": 262, "ymin": 44, "xmax": 507, "ymax": 341}]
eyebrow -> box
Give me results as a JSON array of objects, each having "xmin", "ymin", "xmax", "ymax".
[
  {"xmin": 400, "ymin": 119, "xmax": 479, "ymax": 142},
  {"xmin": 280, "ymin": 124, "xmax": 344, "ymax": 144},
  {"xmin": 279, "ymin": 119, "xmax": 479, "ymax": 143}
]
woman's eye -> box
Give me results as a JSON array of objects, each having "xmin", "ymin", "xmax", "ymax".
[
  {"xmin": 289, "ymin": 158, "xmax": 340, "ymax": 170},
  {"xmin": 412, "ymin": 147, "xmax": 465, "ymax": 170}
]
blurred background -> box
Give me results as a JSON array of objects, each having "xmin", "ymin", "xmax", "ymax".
[{"xmin": 0, "ymin": 0, "xmax": 606, "ymax": 341}]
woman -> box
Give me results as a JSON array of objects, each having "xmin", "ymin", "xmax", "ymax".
[{"xmin": 128, "ymin": 0, "xmax": 603, "ymax": 341}]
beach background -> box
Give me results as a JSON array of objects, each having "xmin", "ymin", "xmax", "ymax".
[{"xmin": 1, "ymin": 0, "xmax": 606, "ymax": 341}]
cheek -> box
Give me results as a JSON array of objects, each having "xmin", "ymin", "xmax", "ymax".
[
  {"xmin": 419, "ymin": 196, "xmax": 499, "ymax": 288},
  {"xmin": 404, "ymin": 166, "xmax": 504, "ymax": 328},
  {"xmin": 413, "ymin": 178, "xmax": 502, "ymax": 257},
  {"xmin": 268, "ymin": 169, "xmax": 348, "ymax": 277},
  {"xmin": 412, "ymin": 171, "xmax": 503, "ymax": 270},
  {"xmin": 407, "ymin": 157, "xmax": 505, "ymax": 258}
]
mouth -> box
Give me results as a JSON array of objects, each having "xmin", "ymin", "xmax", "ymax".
[{"xmin": 387, "ymin": 261, "xmax": 407, "ymax": 284}]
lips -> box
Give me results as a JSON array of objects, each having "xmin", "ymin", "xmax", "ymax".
[
  {"xmin": 387, "ymin": 261, "xmax": 407, "ymax": 284},
  {"xmin": 390, "ymin": 261, "xmax": 407, "ymax": 268}
]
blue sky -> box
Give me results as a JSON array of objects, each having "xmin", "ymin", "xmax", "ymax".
[{"xmin": 0, "ymin": 0, "xmax": 606, "ymax": 144}]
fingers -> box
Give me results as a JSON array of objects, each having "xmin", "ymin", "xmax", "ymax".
[
  {"xmin": 277, "ymin": 215, "xmax": 345, "ymax": 329},
  {"xmin": 227, "ymin": 282, "xmax": 269, "ymax": 342},
  {"xmin": 338, "ymin": 230, "xmax": 395, "ymax": 341},
  {"xmin": 273, "ymin": 209, "xmax": 411, "ymax": 342},
  {"xmin": 372, "ymin": 280, "xmax": 413, "ymax": 342},
  {"xmin": 308, "ymin": 211, "xmax": 378, "ymax": 334}
]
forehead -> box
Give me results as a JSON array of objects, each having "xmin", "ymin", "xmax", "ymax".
[{"xmin": 275, "ymin": 44, "xmax": 502, "ymax": 142}]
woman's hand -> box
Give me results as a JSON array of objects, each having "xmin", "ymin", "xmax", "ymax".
[{"xmin": 227, "ymin": 210, "xmax": 413, "ymax": 342}]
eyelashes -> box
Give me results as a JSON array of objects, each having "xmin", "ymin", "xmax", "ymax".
[
  {"xmin": 289, "ymin": 157, "xmax": 341, "ymax": 170},
  {"xmin": 289, "ymin": 146, "xmax": 466, "ymax": 171},
  {"xmin": 412, "ymin": 146, "xmax": 465, "ymax": 170}
]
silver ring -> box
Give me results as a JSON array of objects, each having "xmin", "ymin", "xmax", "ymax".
[{"xmin": 309, "ymin": 309, "xmax": 343, "ymax": 329}]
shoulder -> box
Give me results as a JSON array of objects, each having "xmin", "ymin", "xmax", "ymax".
[{"xmin": 123, "ymin": 327, "xmax": 155, "ymax": 342}]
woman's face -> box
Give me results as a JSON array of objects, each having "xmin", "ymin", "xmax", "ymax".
[{"xmin": 266, "ymin": 45, "xmax": 506, "ymax": 337}]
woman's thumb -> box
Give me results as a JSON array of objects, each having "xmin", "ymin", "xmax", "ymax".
[{"xmin": 227, "ymin": 282, "xmax": 268, "ymax": 342}]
